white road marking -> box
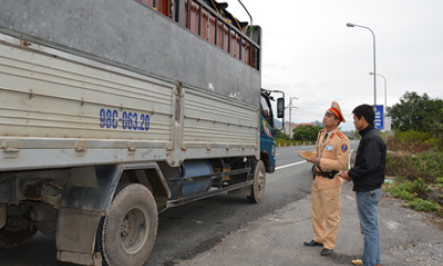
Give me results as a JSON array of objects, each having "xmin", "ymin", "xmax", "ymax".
[
  {"xmin": 275, "ymin": 161, "xmax": 307, "ymax": 170},
  {"xmin": 275, "ymin": 149, "xmax": 355, "ymax": 171}
]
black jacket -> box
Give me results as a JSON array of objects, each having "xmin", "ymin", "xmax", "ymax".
[{"xmin": 349, "ymin": 125, "xmax": 386, "ymax": 192}]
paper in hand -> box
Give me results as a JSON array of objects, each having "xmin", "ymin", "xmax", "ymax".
[{"xmin": 299, "ymin": 150, "xmax": 315, "ymax": 160}]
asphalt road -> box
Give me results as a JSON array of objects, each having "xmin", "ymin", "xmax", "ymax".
[{"xmin": 0, "ymin": 142, "xmax": 359, "ymax": 266}]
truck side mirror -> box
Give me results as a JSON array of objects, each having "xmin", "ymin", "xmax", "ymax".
[{"xmin": 276, "ymin": 98, "xmax": 284, "ymax": 118}]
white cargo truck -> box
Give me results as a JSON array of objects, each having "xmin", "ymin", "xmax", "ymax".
[{"xmin": 0, "ymin": 0, "xmax": 285, "ymax": 265}]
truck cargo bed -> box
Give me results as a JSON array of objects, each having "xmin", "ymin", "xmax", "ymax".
[{"xmin": 0, "ymin": 34, "xmax": 259, "ymax": 170}]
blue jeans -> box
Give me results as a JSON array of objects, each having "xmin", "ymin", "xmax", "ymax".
[{"xmin": 356, "ymin": 189, "xmax": 381, "ymax": 266}]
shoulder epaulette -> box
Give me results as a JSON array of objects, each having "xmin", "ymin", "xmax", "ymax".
[{"xmin": 337, "ymin": 131, "xmax": 345, "ymax": 139}]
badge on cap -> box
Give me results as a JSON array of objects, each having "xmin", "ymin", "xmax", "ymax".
[{"xmin": 341, "ymin": 144, "xmax": 348, "ymax": 152}]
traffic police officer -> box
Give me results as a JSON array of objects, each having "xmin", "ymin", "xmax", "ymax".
[{"xmin": 298, "ymin": 101, "xmax": 350, "ymax": 256}]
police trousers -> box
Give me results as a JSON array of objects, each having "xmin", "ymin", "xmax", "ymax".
[{"xmin": 311, "ymin": 185, "xmax": 341, "ymax": 250}]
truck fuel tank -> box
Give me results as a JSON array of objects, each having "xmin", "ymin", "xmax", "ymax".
[{"xmin": 159, "ymin": 160, "xmax": 214, "ymax": 199}]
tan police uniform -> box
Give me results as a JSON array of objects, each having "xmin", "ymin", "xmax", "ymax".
[{"xmin": 310, "ymin": 104, "xmax": 350, "ymax": 250}]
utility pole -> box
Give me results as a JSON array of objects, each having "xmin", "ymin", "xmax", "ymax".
[{"xmin": 286, "ymin": 97, "xmax": 298, "ymax": 136}]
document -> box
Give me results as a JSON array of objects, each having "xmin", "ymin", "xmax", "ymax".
[{"xmin": 298, "ymin": 150, "xmax": 315, "ymax": 160}]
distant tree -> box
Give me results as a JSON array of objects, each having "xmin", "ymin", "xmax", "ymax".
[
  {"xmin": 388, "ymin": 92, "xmax": 443, "ymax": 132},
  {"xmin": 276, "ymin": 131, "xmax": 290, "ymax": 140},
  {"xmin": 430, "ymin": 117, "xmax": 443, "ymax": 146},
  {"xmin": 292, "ymin": 125, "xmax": 324, "ymax": 141}
]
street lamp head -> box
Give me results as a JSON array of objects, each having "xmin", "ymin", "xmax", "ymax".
[
  {"xmin": 346, "ymin": 22, "xmax": 355, "ymax": 28},
  {"xmin": 347, "ymin": 22, "xmax": 377, "ymax": 105}
]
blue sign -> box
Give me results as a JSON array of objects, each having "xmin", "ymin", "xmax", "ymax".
[{"xmin": 372, "ymin": 105, "xmax": 384, "ymax": 130}]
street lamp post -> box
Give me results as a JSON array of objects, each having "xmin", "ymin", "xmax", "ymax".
[
  {"xmin": 370, "ymin": 72, "xmax": 387, "ymax": 111},
  {"xmin": 346, "ymin": 22, "xmax": 377, "ymax": 105}
]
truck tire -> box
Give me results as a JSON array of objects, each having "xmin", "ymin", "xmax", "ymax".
[
  {"xmin": 0, "ymin": 223, "xmax": 38, "ymax": 249},
  {"xmin": 247, "ymin": 160, "xmax": 266, "ymax": 203},
  {"xmin": 98, "ymin": 183, "xmax": 158, "ymax": 266}
]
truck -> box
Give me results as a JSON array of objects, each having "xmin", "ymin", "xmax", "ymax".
[{"xmin": 0, "ymin": 0, "xmax": 284, "ymax": 265}]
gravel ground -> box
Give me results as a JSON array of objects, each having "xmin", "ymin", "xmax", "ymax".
[
  {"xmin": 380, "ymin": 194, "xmax": 443, "ymax": 266},
  {"xmin": 389, "ymin": 242, "xmax": 443, "ymax": 266}
]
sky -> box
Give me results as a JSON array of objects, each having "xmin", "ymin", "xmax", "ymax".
[{"xmin": 226, "ymin": 0, "xmax": 443, "ymax": 131}]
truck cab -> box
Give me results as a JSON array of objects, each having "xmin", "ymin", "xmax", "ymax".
[{"xmin": 260, "ymin": 89, "xmax": 285, "ymax": 173}]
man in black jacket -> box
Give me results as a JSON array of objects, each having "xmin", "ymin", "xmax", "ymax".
[{"xmin": 341, "ymin": 104, "xmax": 386, "ymax": 266}]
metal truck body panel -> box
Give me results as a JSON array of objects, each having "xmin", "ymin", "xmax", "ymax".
[{"xmin": 0, "ymin": 33, "xmax": 259, "ymax": 170}]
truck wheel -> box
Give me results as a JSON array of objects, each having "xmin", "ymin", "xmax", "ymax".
[
  {"xmin": 98, "ymin": 183, "xmax": 158, "ymax": 266},
  {"xmin": 0, "ymin": 222, "xmax": 38, "ymax": 249},
  {"xmin": 247, "ymin": 160, "xmax": 266, "ymax": 203}
]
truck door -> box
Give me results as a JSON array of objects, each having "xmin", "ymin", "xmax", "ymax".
[{"xmin": 260, "ymin": 95, "xmax": 276, "ymax": 172}]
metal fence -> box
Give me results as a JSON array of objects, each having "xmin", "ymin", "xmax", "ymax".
[{"xmin": 276, "ymin": 141, "xmax": 316, "ymax": 147}]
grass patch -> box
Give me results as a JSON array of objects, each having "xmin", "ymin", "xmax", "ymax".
[
  {"xmin": 372, "ymin": 130, "xmax": 443, "ymax": 216},
  {"xmin": 407, "ymin": 198, "xmax": 441, "ymax": 213},
  {"xmin": 384, "ymin": 179, "xmax": 415, "ymax": 201},
  {"xmin": 391, "ymin": 188, "xmax": 415, "ymax": 201},
  {"xmin": 384, "ymin": 176, "xmax": 442, "ymax": 216}
]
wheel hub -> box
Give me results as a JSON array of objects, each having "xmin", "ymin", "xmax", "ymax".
[
  {"xmin": 258, "ymin": 172, "xmax": 266, "ymax": 191},
  {"xmin": 121, "ymin": 217, "xmax": 133, "ymax": 237},
  {"xmin": 119, "ymin": 207, "xmax": 149, "ymax": 254}
]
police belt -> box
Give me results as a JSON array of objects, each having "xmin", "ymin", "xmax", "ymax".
[{"xmin": 315, "ymin": 170, "xmax": 339, "ymax": 179}]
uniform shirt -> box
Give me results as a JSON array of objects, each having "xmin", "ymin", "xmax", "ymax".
[{"xmin": 312, "ymin": 128, "xmax": 350, "ymax": 190}]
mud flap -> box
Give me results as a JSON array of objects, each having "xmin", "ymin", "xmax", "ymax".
[{"xmin": 56, "ymin": 165, "xmax": 122, "ymax": 266}]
